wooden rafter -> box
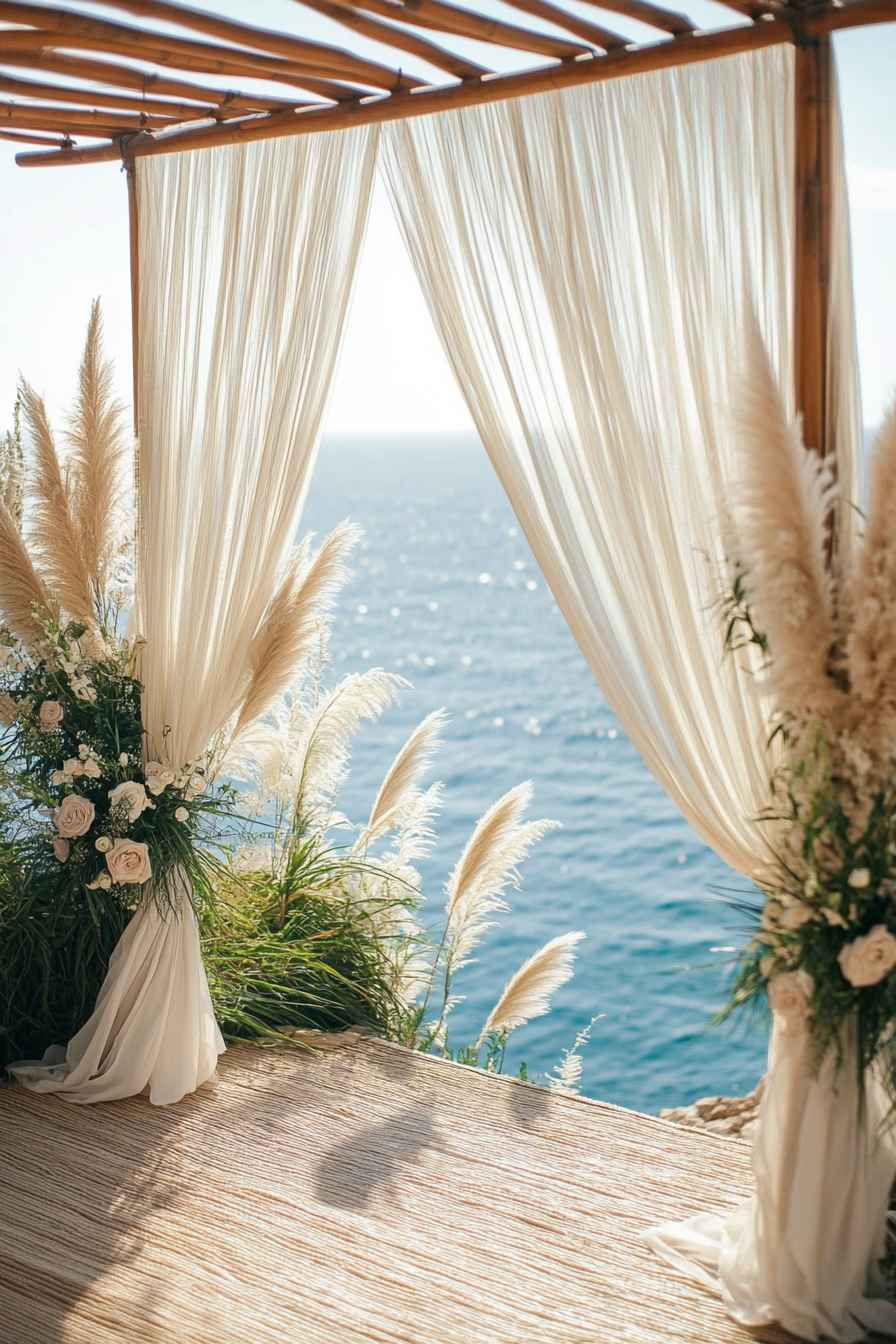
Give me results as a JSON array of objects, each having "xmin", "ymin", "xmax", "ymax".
[{"xmin": 0, "ymin": 0, "xmax": 892, "ymax": 166}]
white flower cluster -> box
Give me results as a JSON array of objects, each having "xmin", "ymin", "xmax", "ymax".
[
  {"xmin": 51, "ymin": 741, "xmax": 102, "ymax": 786},
  {"xmin": 144, "ymin": 759, "xmax": 205, "ymax": 807}
]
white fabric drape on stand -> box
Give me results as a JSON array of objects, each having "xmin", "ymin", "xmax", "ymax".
[
  {"xmin": 382, "ymin": 50, "xmax": 892, "ymax": 1341},
  {"xmin": 8, "ymin": 127, "xmax": 378, "ymax": 1106}
]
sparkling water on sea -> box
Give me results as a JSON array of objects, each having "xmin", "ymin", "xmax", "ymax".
[{"xmin": 302, "ymin": 433, "xmax": 769, "ymax": 1115}]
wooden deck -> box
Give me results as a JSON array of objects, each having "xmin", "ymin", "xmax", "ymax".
[{"xmin": 0, "ymin": 1034, "xmax": 795, "ymax": 1344}]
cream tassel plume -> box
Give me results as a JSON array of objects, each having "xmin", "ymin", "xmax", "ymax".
[
  {"xmin": 477, "ymin": 931, "xmax": 585, "ymax": 1045},
  {"xmin": 360, "ymin": 708, "xmax": 448, "ymax": 845},
  {"xmin": 0, "ymin": 498, "xmax": 55, "ymax": 644},
  {"xmin": 845, "ymin": 405, "xmax": 896, "ymax": 729},
  {"xmin": 235, "ymin": 521, "xmax": 361, "ymax": 736},
  {"xmin": 445, "ymin": 782, "xmax": 559, "ymax": 968},
  {"xmin": 734, "ymin": 326, "xmax": 846, "ymax": 731},
  {"xmin": 19, "ymin": 381, "xmax": 93, "ymax": 626},
  {"xmin": 65, "ymin": 301, "xmax": 129, "ymax": 589}
]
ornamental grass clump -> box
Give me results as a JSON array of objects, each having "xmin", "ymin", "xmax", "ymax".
[
  {"xmin": 0, "ymin": 307, "xmax": 586, "ymax": 1075},
  {"xmin": 721, "ymin": 327, "xmax": 896, "ymax": 1094}
]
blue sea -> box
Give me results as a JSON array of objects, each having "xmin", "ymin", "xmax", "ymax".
[{"xmin": 302, "ymin": 433, "xmax": 769, "ymax": 1114}]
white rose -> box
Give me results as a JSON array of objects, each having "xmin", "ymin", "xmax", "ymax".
[
  {"xmin": 838, "ymin": 925, "xmax": 896, "ymax": 988},
  {"xmin": 779, "ymin": 902, "xmax": 816, "ymax": 931},
  {"xmin": 108, "ymin": 780, "xmax": 151, "ymax": 824},
  {"xmin": 144, "ymin": 761, "xmax": 165, "ymax": 779},
  {"xmin": 39, "ymin": 700, "xmax": 63, "ymax": 730},
  {"xmin": 106, "ymin": 839, "xmax": 152, "ymax": 885},
  {"xmin": 63, "ymin": 758, "xmax": 82, "ymax": 777},
  {"xmin": 768, "ymin": 969, "xmax": 814, "ymax": 1030},
  {"xmin": 848, "ymin": 869, "xmax": 871, "ymax": 889},
  {"xmin": 96, "ymin": 871, "xmax": 112, "ymax": 889},
  {"xmin": 94, "ymin": 835, "xmax": 113, "ymax": 853},
  {"xmin": 56, "ymin": 794, "xmax": 96, "ymax": 838},
  {"xmin": 119, "ymin": 753, "xmax": 129, "ymax": 767},
  {"xmin": 52, "ymin": 836, "xmax": 69, "ymax": 863},
  {"xmin": 175, "ymin": 806, "xmax": 189, "ymax": 823},
  {"xmin": 147, "ymin": 778, "xmax": 167, "ymax": 796},
  {"xmin": 81, "ymin": 758, "xmax": 101, "ymax": 779}
]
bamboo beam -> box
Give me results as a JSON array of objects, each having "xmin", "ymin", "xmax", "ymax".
[
  {"xmin": 0, "ymin": 51, "xmax": 305, "ymax": 113},
  {"xmin": 14, "ymin": 0, "xmax": 896, "ymax": 166},
  {"xmin": 16, "ymin": 19, "xmax": 792, "ymax": 166},
  {"xmin": 0, "ymin": 31, "xmax": 376, "ymax": 102},
  {"xmin": 493, "ymin": 0, "xmax": 630, "ymax": 51},
  {"xmin": 571, "ymin": 0, "xmax": 694, "ymax": 36},
  {"xmin": 0, "ymin": 4, "xmax": 421, "ymax": 91},
  {"xmin": 0, "ymin": 71, "xmax": 228, "ymax": 119},
  {"xmin": 351, "ymin": 0, "xmax": 590, "ymax": 57},
  {"xmin": 296, "ymin": 0, "xmax": 490, "ymax": 78},
  {"xmin": 793, "ymin": 29, "xmax": 833, "ymax": 459},
  {"xmin": 0, "ymin": 126, "xmax": 70, "ymax": 144},
  {"xmin": 0, "ymin": 99, "xmax": 186, "ymax": 132}
]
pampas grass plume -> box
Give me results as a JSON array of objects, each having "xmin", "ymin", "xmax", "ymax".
[
  {"xmin": 477, "ymin": 931, "xmax": 585, "ymax": 1045},
  {"xmin": 363, "ymin": 709, "xmax": 447, "ymax": 841},
  {"xmin": 19, "ymin": 381, "xmax": 93, "ymax": 625},
  {"xmin": 66, "ymin": 301, "xmax": 129, "ymax": 587},
  {"xmin": 0, "ymin": 498, "xmax": 54, "ymax": 642},
  {"xmin": 236, "ymin": 521, "xmax": 360, "ymax": 735},
  {"xmin": 846, "ymin": 403, "xmax": 896, "ymax": 728},
  {"xmin": 734, "ymin": 325, "xmax": 844, "ymax": 727}
]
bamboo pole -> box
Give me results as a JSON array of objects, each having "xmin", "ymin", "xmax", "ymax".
[
  {"xmin": 793, "ymin": 28, "xmax": 833, "ymax": 459},
  {"xmin": 0, "ymin": 72, "xmax": 224, "ymax": 120},
  {"xmin": 0, "ymin": 4, "xmax": 422, "ymax": 92},
  {"xmin": 349, "ymin": 0, "xmax": 589, "ymax": 57},
  {"xmin": 571, "ymin": 0, "xmax": 694, "ymax": 36},
  {"xmin": 0, "ymin": 126, "xmax": 68, "ymax": 145},
  {"xmin": 0, "ymin": 31, "xmax": 378, "ymax": 102},
  {"xmin": 13, "ymin": 0, "xmax": 896, "ymax": 166},
  {"xmin": 295, "ymin": 0, "xmax": 490, "ymax": 79},
  {"xmin": 486, "ymin": 0, "xmax": 630, "ymax": 51},
  {"xmin": 0, "ymin": 100, "xmax": 181, "ymax": 132},
  {"xmin": 0, "ymin": 51, "xmax": 308, "ymax": 113},
  {"xmin": 125, "ymin": 146, "xmax": 140, "ymax": 442}
]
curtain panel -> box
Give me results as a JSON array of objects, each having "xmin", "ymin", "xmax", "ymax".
[
  {"xmin": 9, "ymin": 126, "xmax": 379, "ymax": 1105},
  {"xmin": 382, "ymin": 46, "xmax": 861, "ymax": 886},
  {"xmin": 380, "ymin": 49, "xmax": 888, "ymax": 1341}
]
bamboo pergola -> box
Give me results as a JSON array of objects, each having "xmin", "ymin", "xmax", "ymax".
[{"xmin": 2, "ymin": 0, "xmax": 894, "ymax": 458}]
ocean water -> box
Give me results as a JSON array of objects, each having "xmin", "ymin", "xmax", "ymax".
[{"xmin": 302, "ymin": 433, "xmax": 769, "ymax": 1115}]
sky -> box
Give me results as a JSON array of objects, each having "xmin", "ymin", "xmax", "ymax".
[{"xmin": 0, "ymin": 7, "xmax": 894, "ymax": 434}]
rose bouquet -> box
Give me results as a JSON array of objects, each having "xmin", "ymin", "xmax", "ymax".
[{"xmin": 722, "ymin": 337, "xmax": 896, "ymax": 1092}]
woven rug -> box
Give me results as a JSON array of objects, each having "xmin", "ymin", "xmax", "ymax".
[{"xmin": 0, "ymin": 1034, "xmax": 797, "ymax": 1344}]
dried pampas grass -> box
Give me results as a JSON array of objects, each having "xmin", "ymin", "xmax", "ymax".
[
  {"xmin": 733, "ymin": 325, "xmax": 845, "ymax": 729},
  {"xmin": 19, "ymin": 381, "xmax": 93, "ymax": 626},
  {"xmin": 477, "ymin": 931, "xmax": 585, "ymax": 1044},
  {"xmin": 445, "ymin": 782, "xmax": 559, "ymax": 967},
  {"xmin": 65, "ymin": 301, "xmax": 129, "ymax": 589},
  {"xmin": 362, "ymin": 709, "xmax": 447, "ymax": 845},
  {"xmin": 0, "ymin": 498, "xmax": 54, "ymax": 643},
  {"xmin": 236, "ymin": 522, "xmax": 360, "ymax": 736},
  {"xmin": 846, "ymin": 404, "xmax": 896, "ymax": 732}
]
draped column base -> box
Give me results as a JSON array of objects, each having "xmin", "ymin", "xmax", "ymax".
[
  {"xmin": 645, "ymin": 1018, "xmax": 896, "ymax": 1342},
  {"xmin": 7, "ymin": 870, "xmax": 224, "ymax": 1107}
]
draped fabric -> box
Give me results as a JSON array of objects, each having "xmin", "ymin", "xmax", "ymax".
[
  {"xmin": 8, "ymin": 127, "xmax": 379, "ymax": 1106},
  {"xmin": 381, "ymin": 50, "xmax": 884, "ymax": 1341},
  {"xmin": 382, "ymin": 46, "xmax": 862, "ymax": 885}
]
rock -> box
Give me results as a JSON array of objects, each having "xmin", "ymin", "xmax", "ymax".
[{"xmin": 661, "ymin": 1077, "xmax": 766, "ymax": 1141}]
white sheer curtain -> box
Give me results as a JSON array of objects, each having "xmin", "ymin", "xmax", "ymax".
[
  {"xmin": 382, "ymin": 50, "xmax": 893, "ymax": 1341},
  {"xmin": 9, "ymin": 126, "xmax": 379, "ymax": 1106},
  {"xmin": 382, "ymin": 46, "xmax": 859, "ymax": 885}
]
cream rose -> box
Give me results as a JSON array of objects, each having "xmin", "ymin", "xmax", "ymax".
[
  {"xmin": 768, "ymin": 969, "xmax": 814, "ymax": 1030},
  {"xmin": 94, "ymin": 835, "xmax": 112, "ymax": 853},
  {"xmin": 837, "ymin": 925, "xmax": 896, "ymax": 988},
  {"xmin": 81, "ymin": 758, "xmax": 101, "ymax": 779},
  {"xmin": 0, "ymin": 693, "xmax": 17, "ymax": 724},
  {"xmin": 779, "ymin": 902, "xmax": 816, "ymax": 931},
  {"xmin": 175, "ymin": 806, "xmax": 189, "ymax": 823},
  {"xmin": 56, "ymin": 794, "xmax": 96, "ymax": 838},
  {"xmin": 39, "ymin": 700, "xmax": 63, "ymax": 730},
  {"xmin": 108, "ymin": 780, "xmax": 151, "ymax": 824},
  {"xmin": 53, "ymin": 836, "xmax": 70, "ymax": 863},
  {"xmin": 847, "ymin": 868, "xmax": 871, "ymax": 889},
  {"xmin": 106, "ymin": 839, "xmax": 152, "ymax": 885}
]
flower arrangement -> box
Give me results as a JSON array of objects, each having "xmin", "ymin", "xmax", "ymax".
[
  {"xmin": 1, "ymin": 307, "xmax": 589, "ymax": 1087},
  {"xmin": 721, "ymin": 332, "xmax": 896, "ymax": 1090}
]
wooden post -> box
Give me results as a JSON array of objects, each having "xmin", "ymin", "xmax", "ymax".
[
  {"xmin": 793, "ymin": 27, "xmax": 833, "ymax": 460},
  {"xmin": 125, "ymin": 146, "xmax": 139, "ymax": 439}
]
